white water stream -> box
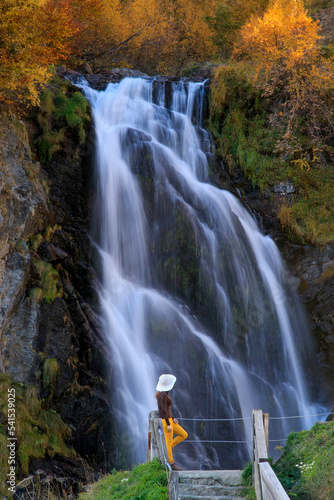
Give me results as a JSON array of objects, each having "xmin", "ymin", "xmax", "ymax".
[{"xmin": 81, "ymin": 77, "xmax": 322, "ymax": 469}]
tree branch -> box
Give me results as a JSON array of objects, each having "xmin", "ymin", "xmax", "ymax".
[{"xmin": 87, "ymin": 23, "xmax": 157, "ymax": 60}]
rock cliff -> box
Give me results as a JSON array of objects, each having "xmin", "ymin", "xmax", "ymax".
[{"xmin": 0, "ymin": 89, "xmax": 114, "ymax": 497}]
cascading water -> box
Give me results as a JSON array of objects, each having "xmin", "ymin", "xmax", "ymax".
[{"xmin": 81, "ymin": 77, "xmax": 324, "ymax": 470}]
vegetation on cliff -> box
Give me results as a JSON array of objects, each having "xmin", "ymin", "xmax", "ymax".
[
  {"xmin": 0, "ymin": 373, "xmax": 75, "ymax": 497},
  {"xmin": 2, "ymin": 0, "xmax": 332, "ymax": 245},
  {"xmin": 273, "ymin": 420, "xmax": 334, "ymax": 499},
  {"xmin": 208, "ymin": 0, "xmax": 334, "ymax": 245}
]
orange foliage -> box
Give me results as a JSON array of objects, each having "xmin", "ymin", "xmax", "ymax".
[
  {"xmin": 234, "ymin": 0, "xmax": 320, "ymax": 66},
  {"xmin": 69, "ymin": 0, "xmax": 123, "ymax": 62},
  {"xmin": 234, "ymin": 0, "xmax": 334, "ymax": 154},
  {"xmin": 80, "ymin": 0, "xmax": 220, "ymax": 73},
  {"xmin": 0, "ymin": 0, "xmax": 77, "ymax": 106},
  {"xmin": 0, "ymin": 0, "xmax": 220, "ymax": 106}
]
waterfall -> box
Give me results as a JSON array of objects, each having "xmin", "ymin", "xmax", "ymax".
[{"xmin": 81, "ymin": 77, "xmax": 322, "ymax": 470}]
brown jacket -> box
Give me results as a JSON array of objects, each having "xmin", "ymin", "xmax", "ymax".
[{"xmin": 156, "ymin": 391, "xmax": 173, "ymax": 425}]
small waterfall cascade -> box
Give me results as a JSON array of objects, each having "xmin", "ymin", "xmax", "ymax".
[{"xmin": 81, "ymin": 77, "xmax": 323, "ymax": 470}]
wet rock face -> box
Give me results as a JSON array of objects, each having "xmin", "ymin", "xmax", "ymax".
[
  {"xmin": 28, "ymin": 111, "xmax": 115, "ymax": 467},
  {"xmin": 278, "ymin": 241, "xmax": 334, "ymax": 393}
]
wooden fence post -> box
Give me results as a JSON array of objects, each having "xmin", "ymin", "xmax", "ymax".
[
  {"xmin": 252, "ymin": 409, "xmax": 269, "ymax": 500},
  {"xmin": 263, "ymin": 412, "xmax": 269, "ymax": 454},
  {"xmin": 147, "ymin": 410, "xmax": 169, "ymax": 465}
]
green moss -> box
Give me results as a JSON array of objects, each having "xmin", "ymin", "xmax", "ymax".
[
  {"xmin": 34, "ymin": 259, "xmax": 62, "ymax": 303},
  {"xmin": 44, "ymin": 224, "xmax": 62, "ymax": 242},
  {"xmin": 29, "ymin": 287, "xmax": 43, "ymax": 303},
  {"xmin": 43, "ymin": 358, "xmax": 60, "ymax": 395},
  {"xmin": 79, "ymin": 459, "xmax": 168, "ymax": 500},
  {"xmin": 0, "ymin": 373, "xmax": 74, "ymax": 497},
  {"xmin": 30, "ymin": 233, "xmax": 44, "ymax": 252},
  {"xmin": 273, "ymin": 421, "xmax": 334, "ymax": 499},
  {"xmin": 35, "ymin": 76, "xmax": 90, "ymax": 163}
]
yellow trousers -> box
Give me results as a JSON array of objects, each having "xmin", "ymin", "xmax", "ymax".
[{"xmin": 162, "ymin": 418, "xmax": 188, "ymax": 463}]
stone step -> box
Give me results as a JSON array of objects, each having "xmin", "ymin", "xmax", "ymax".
[
  {"xmin": 179, "ymin": 484, "xmax": 245, "ymax": 497},
  {"xmin": 179, "ymin": 495, "xmax": 245, "ymax": 500},
  {"xmin": 179, "ymin": 470, "xmax": 243, "ymax": 486},
  {"xmin": 176, "ymin": 470, "xmax": 245, "ymax": 500}
]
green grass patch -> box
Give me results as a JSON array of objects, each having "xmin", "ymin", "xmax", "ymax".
[
  {"xmin": 0, "ymin": 374, "xmax": 75, "ymax": 497},
  {"xmin": 273, "ymin": 421, "xmax": 334, "ymax": 499},
  {"xmin": 79, "ymin": 459, "xmax": 168, "ymax": 500}
]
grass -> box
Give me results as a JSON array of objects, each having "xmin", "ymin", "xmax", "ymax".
[
  {"xmin": 0, "ymin": 374, "xmax": 75, "ymax": 498},
  {"xmin": 240, "ymin": 422, "xmax": 334, "ymax": 499},
  {"xmin": 79, "ymin": 459, "xmax": 168, "ymax": 500},
  {"xmin": 209, "ymin": 64, "xmax": 334, "ymax": 245},
  {"xmin": 273, "ymin": 421, "xmax": 334, "ymax": 499}
]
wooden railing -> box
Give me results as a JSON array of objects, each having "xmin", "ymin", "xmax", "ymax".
[
  {"xmin": 252, "ymin": 409, "xmax": 289, "ymax": 500},
  {"xmin": 147, "ymin": 409, "xmax": 290, "ymax": 500},
  {"xmin": 147, "ymin": 410, "xmax": 170, "ymax": 467}
]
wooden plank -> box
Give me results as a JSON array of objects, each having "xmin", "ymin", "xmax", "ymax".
[
  {"xmin": 253, "ymin": 410, "xmax": 268, "ymax": 461},
  {"xmin": 252, "ymin": 410, "xmax": 263, "ymax": 500},
  {"xmin": 148, "ymin": 411, "xmax": 165, "ymax": 462},
  {"xmin": 263, "ymin": 413, "xmax": 269, "ymax": 454},
  {"xmin": 152, "ymin": 418, "xmax": 166, "ymax": 464},
  {"xmin": 259, "ymin": 462, "xmax": 290, "ymax": 500},
  {"xmin": 168, "ymin": 471, "xmax": 179, "ymax": 500},
  {"xmin": 147, "ymin": 414, "xmax": 154, "ymax": 461}
]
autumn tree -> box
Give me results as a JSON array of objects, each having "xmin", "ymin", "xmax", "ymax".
[
  {"xmin": 68, "ymin": 0, "xmax": 125, "ymax": 66},
  {"xmin": 233, "ymin": 0, "xmax": 334, "ymax": 159},
  {"xmin": 0, "ymin": 0, "xmax": 78, "ymax": 106},
  {"xmin": 206, "ymin": 0, "xmax": 269, "ymax": 58},
  {"xmin": 80, "ymin": 0, "xmax": 221, "ymax": 74}
]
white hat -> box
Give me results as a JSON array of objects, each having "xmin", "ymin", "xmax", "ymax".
[{"xmin": 156, "ymin": 374, "xmax": 176, "ymax": 392}]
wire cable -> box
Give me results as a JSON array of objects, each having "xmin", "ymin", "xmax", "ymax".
[
  {"xmin": 184, "ymin": 439, "xmax": 252, "ymax": 443},
  {"xmin": 177, "ymin": 411, "xmax": 334, "ymax": 422},
  {"xmin": 179, "ymin": 416, "xmax": 252, "ymax": 421}
]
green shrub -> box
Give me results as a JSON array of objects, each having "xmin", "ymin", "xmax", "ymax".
[{"xmin": 242, "ymin": 461, "xmax": 252, "ymax": 486}]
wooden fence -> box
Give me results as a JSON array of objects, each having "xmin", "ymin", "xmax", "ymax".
[
  {"xmin": 252, "ymin": 409, "xmax": 290, "ymax": 500},
  {"xmin": 147, "ymin": 409, "xmax": 290, "ymax": 500}
]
